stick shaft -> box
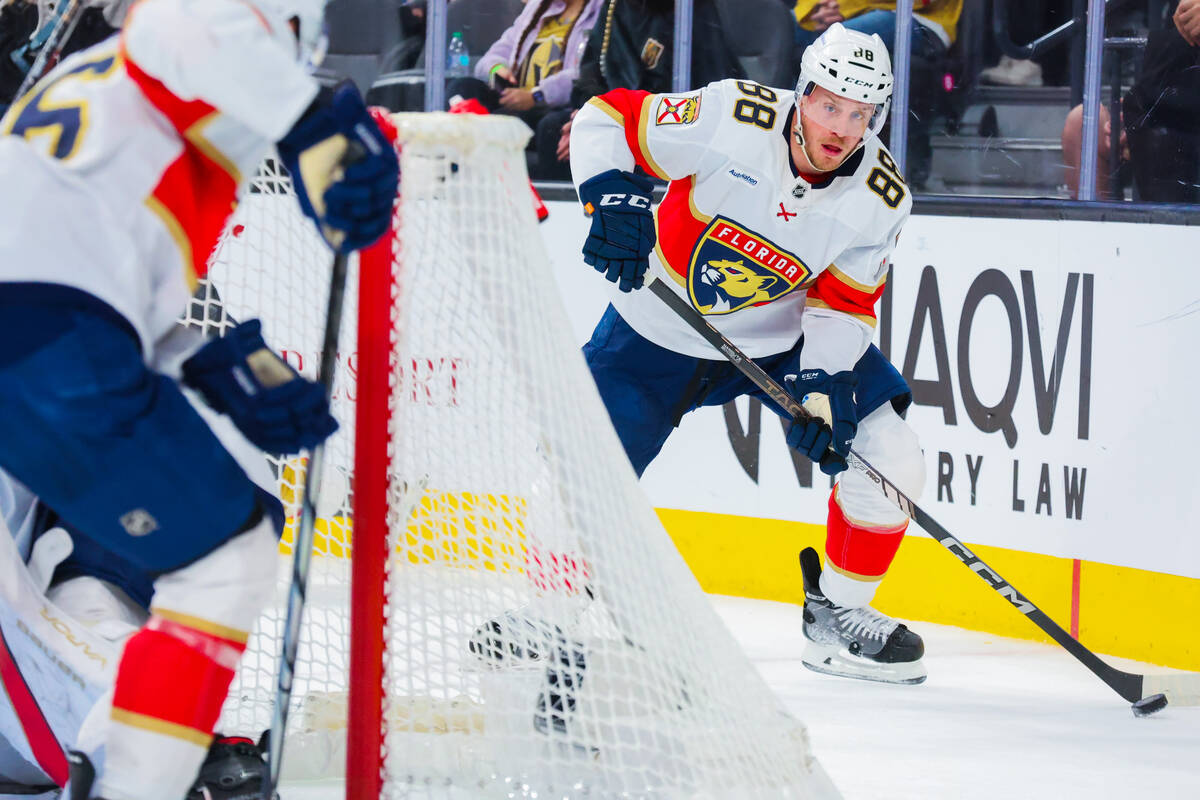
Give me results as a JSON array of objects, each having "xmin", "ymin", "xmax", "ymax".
[
  {"xmin": 646, "ymin": 278, "xmax": 1156, "ymax": 704},
  {"xmin": 263, "ymin": 250, "xmax": 349, "ymax": 798}
]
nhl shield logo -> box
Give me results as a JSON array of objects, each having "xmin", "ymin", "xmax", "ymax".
[{"xmin": 688, "ymin": 216, "xmax": 812, "ymax": 314}]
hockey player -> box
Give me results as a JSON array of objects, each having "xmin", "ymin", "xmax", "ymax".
[
  {"xmin": 0, "ymin": 2, "xmax": 398, "ymax": 799},
  {"xmin": 568, "ymin": 23, "xmax": 927, "ymax": 684}
]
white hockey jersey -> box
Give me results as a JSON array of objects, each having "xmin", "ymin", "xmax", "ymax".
[
  {"xmin": 0, "ymin": 0, "xmax": 318, "ymax": 352},
  {"xmin": 570, "ymin": 79, "xmax": 912, "ymax": 373}
]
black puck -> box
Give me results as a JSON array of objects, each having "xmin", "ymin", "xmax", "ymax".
[{"xmin": 1131, "ymin": 693, "xmax": 1168, "ymax": 717}]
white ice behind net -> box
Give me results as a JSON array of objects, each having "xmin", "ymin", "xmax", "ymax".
[{"xmin": 198, "ymin": 113, "xmax": 837, "ymax": 799}]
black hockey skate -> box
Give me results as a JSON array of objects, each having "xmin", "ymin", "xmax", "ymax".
[
  {"xmin": 467, "ymin": 603, "xmax": 594, "ymax": 668},
  {"xmin": 186, "ymin": 733, "xmax": 277, "ymax": 800},
  {"xmin": 532, "ymin": 638, "xmax": 588, "ymax": 737},
  {"xmin": 798, "ymin": 547, "xmax": 926, "ymax": 685}
]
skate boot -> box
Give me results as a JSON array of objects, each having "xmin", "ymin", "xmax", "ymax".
[
  {"xmin": 187, "ymin": 733, "xmax": 277, "ymax": 800},
  {"xmin": 533, "ymin": 639, "xmax": 588, "ymax": 737},
  {"xmin": 467, "ymin": 606, "xmax": 571, "ymax": 666},
  {"xmin": 798, "ymin": 547, "xmax": 926, "ymax": 685}
]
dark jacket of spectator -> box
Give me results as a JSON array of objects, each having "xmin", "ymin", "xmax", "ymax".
[
  {"xmin": 1121, "ymin": 0, "xmax": 1200, "ymax": 202},
  {"xmin": 1124, "ymin": 26, "xmax": 1200, "ymax": 135},
  {"xmin": 570, "ymin": 0, "xmax": 744, "ymax": 109}
]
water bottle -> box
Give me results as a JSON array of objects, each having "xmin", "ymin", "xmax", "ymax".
[{"xmin": 447, "ymin": 32, "xmax": 469, "ymax": 78}]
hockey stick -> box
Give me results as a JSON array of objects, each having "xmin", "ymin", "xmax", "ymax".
[
  {"xmin": 263, "ymin": 246, "xmax": 350, "ymax": 799},
  {"xmin": 647, "ymin": 277, "xmax": 1200, "ymax": 715},
  {"xmin": 13, "ymin": 0, "xmax": 85, "ymax": 102}
]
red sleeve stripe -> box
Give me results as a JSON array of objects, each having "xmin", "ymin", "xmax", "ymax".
[
  {"xmin": 805, "ymin": 264, "xmax": 887, "ymax": 327},
  {"xmin": 588, "ymin": 89, "xmax": 667, "ymax": 179},
  {"xmin": 653, "ymin": 175, "xmax": 711, "ymax": 284}
]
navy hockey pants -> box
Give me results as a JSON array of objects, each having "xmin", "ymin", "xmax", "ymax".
[
  {"xmin": 0, "ymin": 288, "xmax": 269, "ymax": 576},
  {"xmin": 583, "ymin": 305, "xmax": 912, "ymax": 476}
]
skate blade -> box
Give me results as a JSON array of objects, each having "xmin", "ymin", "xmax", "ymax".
[{"xmin": 801, "ymin": 641, "xmax": 927, "ymax": 685}]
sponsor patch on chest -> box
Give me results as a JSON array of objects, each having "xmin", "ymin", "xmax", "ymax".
[{"xmin": 687, "ymin": 216, "xmax": 813, "ymax": 314}]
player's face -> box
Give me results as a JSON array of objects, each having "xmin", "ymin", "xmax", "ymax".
[{"xmin": 796, "ymin": 86, "xmax": 874, "ymax": 171}]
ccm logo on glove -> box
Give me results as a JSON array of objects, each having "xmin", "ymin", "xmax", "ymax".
[{"xmin": 588, "ymin": 193, "xmax": 653, "ymax": 212}]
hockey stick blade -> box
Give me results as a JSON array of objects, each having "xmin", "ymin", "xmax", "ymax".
[{"xmin": 647, "ymin": 277, "xmax": 1200, "ymax": 708}]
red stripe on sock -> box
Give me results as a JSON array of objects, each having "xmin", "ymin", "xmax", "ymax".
[
  {"xmin": 112, "ymin": 624, "xmax": 244, "ymax": 736},
  {"xmin": 0, "ymin": 623, "xmax": 69, "ymax": 786},
  {"xmin": 824, "ymin": 489, "xmax": 908, "ymax": 578}
]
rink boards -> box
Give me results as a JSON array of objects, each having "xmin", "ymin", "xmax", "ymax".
[{"xmin": 539, "ymin": 205, "xmax": 1200, "ymax": 671}]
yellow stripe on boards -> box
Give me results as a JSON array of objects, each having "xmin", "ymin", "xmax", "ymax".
[
  {"xmin": 654, "ymin": 507, "xmax": 1200, "ymax": 671},
  {"xmin": 1079, "ymin": 560, "xmax": 1200, "ymax": 671}
]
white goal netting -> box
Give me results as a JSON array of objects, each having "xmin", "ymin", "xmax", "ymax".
[{"xmin": 197, "ymin": 112, "xmax": 838, "ymax": 799}]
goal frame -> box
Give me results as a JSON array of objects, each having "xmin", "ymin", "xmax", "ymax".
[{"xmin": 346, "ymin": 227, "xmax": 395, "ymax": 800}]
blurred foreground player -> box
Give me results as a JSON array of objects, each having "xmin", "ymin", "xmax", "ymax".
[
  {"xmin": 568, "ymin": 23, "xmax": 927, "ymax": 684},
  {"xmin": 0, "ymin": 1, "xmax": 398, "ymax": 798}
]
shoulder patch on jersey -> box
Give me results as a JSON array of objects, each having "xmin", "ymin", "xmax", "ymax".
[
  {"xmin": 688, "ymin": 216, "xmax": 814, "ymax": 315},
  {"xmin": 655, "ymin": 94, "xmax": 701, "ymax": 126}
]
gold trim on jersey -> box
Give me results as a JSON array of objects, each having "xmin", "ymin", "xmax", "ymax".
[
  {"xmin": 636, "ymin": 97, "xmax": 667, "ymax": 179},
  {"xmin": 151, "ymin": 607, "xmax": 251, "ymax": 645},
  {"xmin": 825, "ymin": 262, "xmax": 887, "ymax": 293},
  {"xmin": 110, "ymin": 709, "xmax": 213, "ymax": 746},
  {"xmin": 586, "ymin": 96, "xmax": 625, "ymax": 127},
  {"xmin": 144, "ymin": 196, "xmax": 197, "ymax": 293},
  {"xmin": 804, "ymin": 297, "xmax": 878, "ymax": 328},
  {"xmin": 185, "ymin": 111, "xmax": 243, "ymax": 185}
]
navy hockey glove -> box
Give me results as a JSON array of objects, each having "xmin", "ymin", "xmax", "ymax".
[
  {"xmin": 784, "ymin": 369, "xmax": 858, "ymax": 476},
  {"xmin": 182, "ymin": 320, "xmax": 338, "ymax": 455},
  {"xmin": 578, "ymin": 168, "xmax": 656, "ymax": 292},
  {"xmin": 276, "ymin": 80, "xmax": 399, "ymax": 253}
]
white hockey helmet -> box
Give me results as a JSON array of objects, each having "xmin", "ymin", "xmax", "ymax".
[
  {"xmin": 253, "ymin": 0, "xmax": 329, "ymax": 67},
  {"xmin": 795, "ymin": 22, "xmax": 893, "ymax": 140}
]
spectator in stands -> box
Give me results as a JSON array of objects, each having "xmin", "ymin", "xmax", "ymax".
[
  {"xmin": 391, "ymin": 0, "xmax": 427, "ymax": 73},
  {"xmin": 449, "ymin": 0, "xmax": 603, "ymax": 178},
  {"xmin": 1061, "ymin": 0, "xmax": 1200, "ymax": 202},
  {"xmin": 791, "ymin": 1, "xmax": 961, "ymax": 190},
  {"xmin": 538, "ymin": 0, "xmax": 744, "ymax": 181},
  {"xmin": 1122, "ymin": 0, "xmax": 1200, "ymax": 202}
]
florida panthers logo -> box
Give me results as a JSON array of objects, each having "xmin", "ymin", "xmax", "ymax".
[{"xmin": 688, "ymin": 217, "xmax": 812, "ymax": 314}]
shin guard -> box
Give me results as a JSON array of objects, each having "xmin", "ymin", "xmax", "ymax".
[
  {"xmin": 99, "ymin": 617, "xmax": 246, "ymax": 800},
  {"xmin": 820, "ymin": 487, "xmax": 908, "ymax": 608}
]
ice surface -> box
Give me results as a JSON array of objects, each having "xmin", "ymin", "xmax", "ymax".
[{"xmin": 282, "ymin": 595, "xmax": 1200, "ymax": 800}]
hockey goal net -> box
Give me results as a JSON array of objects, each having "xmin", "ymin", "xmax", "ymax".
[{"xmin": 196, "ymin": 112, "xmax": 837, "ymax": 799}]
